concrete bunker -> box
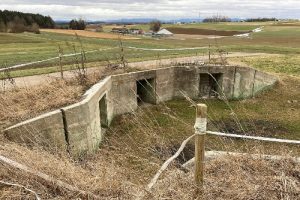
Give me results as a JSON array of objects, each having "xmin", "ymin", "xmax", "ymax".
[
  {"xmin": 99, "ymin": 94, "xmax": 108, "ymax": 129},
  {"xmin": 199, "ymin": 73, "xmax": 223, "ymax": 98},
  {"xmin": 3, "ymin": 66, "xmax": 278, "ymax": 157},
  {"xmin": 136, "ymin": 78, "xmax": 156, "ymax": 105}
]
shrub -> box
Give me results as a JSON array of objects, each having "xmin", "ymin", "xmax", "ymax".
[
  {"xmin": 150, "ymin": 20, "xmax": 162, "ymax": 32},
  {"xmin": 27, "ymin": 23, "xmax": 40, "ymax": 34}
]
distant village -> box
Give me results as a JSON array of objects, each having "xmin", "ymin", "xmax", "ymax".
[
  {"xmin": 111, "ymin": 26, "xmax": 174, "ymax": 37},
  {"xmin": 86, "ymin": 23, "xmax": 174, "ymax": 37}
]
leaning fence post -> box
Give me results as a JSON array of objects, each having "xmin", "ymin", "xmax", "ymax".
[{"xmin": 194, "ymin": 104, "xmax": 207, "ymax": 186}]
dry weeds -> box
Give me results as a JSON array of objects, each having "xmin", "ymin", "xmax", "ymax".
[
  {"xmin": 0, "ymin": 66, "xmax": 128, "ymax": 130},
  {"xmin": 0, "ymin": 80, "xmax": 84, "ymax": 130},
  {"xmin": 150, "ymin": 155, "xmax": 300, "ymax": 199},
  {"xmin": 0, "ymin": 61, "xmax": 299, "ymax": 199},
  {"xmin": 1, "ymin": 137, "xmax": 299, "ymax": 199}
]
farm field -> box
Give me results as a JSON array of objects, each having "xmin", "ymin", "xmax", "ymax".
[
  {"xmin": 41, "ymin": 29, "xmax": 139, "ymax": 40},
  {"xmin": 1, "ymin": 21, "xmax": 300, "ymax": 78}
]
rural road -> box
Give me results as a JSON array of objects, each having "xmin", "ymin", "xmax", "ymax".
[{"xmin": 3, "ymin": 52, "xmax": 271, "ymax": 89}]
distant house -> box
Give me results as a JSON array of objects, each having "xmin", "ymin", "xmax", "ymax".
[
  {"xmin": 144, "ymin": 30, "xmax": 154, "ymax": 36},
  {"xmin": 129, "ymin": 28, "xmax": 144, "ymax": 35},
  {"xmin": 156, "ymin": 29, "xmax": 174, "ymax": 37},
  {"xmin": 111, "ymin": 27, "xmax": 129, "ymax": 34}
]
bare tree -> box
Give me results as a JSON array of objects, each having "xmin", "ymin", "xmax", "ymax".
[{"xmin": 149, "ymin": 20, "xmax": 162, "ymax": 32}]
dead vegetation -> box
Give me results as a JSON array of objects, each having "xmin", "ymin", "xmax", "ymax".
[
  {"xmin": 0, "ymin": 112, "xmax": 299, "ymax": 199},
  {"xmin": 0, "ymin": 63, "xmax": 130, "ymax": 130},
  {"xmin": 0, "ymin": 54, "xmax": 299, "ymax": 199},
  {"xmin": 0, "ymin": 106, "xmax": 299, "ymax": 199},
  {"xmin": 150, "ymin": 155, "xmax": 300, "ymax": 199},
  {"xmin": 0, "ymin": 80, "xmax": 84, "ymax": 130}
]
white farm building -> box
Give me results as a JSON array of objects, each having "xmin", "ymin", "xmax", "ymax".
[{"xmin": 156, "ymin": 28, "xmax": 173, "ymax": 36}]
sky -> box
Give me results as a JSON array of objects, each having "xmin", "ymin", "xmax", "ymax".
[{"xmin": 0, "ymin": 0, "xmax": 299, "ymax": 21}]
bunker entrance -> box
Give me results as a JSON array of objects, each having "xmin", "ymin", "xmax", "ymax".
[
  {"xmin": 199, "ymin": 73, "xmax": 222, "ymax": 98},
  {"xmin": 136, "ymin": 78, "xmax": 156, "ymax": 105},
  {"xmin": 99, "ymin": 94, "xmax": 108, "ymax": 129}
]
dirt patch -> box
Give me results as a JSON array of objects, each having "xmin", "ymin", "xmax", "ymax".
[
  {"xmin": 172, "ymin": 34, "xmax": 226, "ymax": 40},
  {"xmin": 166, "ymin": 27, "xmax": 250, "ymax": 36},
  {"xmin": 216, "ymin": 119, "xmax": 289, "ymax": 137},
  {"xmin": 41, "ymin": 29, "xmax": 139, "ymax": 40},
  {"xmin": 152, "ymin": 143, "xmax": 195, "ymax": 166}
]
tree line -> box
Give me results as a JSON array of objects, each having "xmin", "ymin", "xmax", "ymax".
[
  {"xmin": 69, "ymin": 19, "xmax": 86, "ymax": 30},
  {"xmin": 245, "ymin": 18, "xmax": 278, "ymax": 22},
  {"xmin": 0, "ymin": 10, "xmax": 55, "ymax": 33},
  {"xmin": 203, "ymin": 15, "xmax": 231, "ymax": 23}
]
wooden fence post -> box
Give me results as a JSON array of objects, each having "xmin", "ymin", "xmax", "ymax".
[
  {"xmin": 58, "ymin": 45, "xmax": 64, "ymax": 79},
  {"xmin": 194, "ymin": 104, "xmax": 207, "ymax": 186},
  {"xmin": 208, "ymin": 44, "xmax": 211, "ymax": 63}
]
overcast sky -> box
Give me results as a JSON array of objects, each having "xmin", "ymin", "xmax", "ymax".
[{"xmin": 1, "ymin": 0, "xmax": 299, "ymax": 20}]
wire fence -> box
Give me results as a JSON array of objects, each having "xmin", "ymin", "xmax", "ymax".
[{"xmin": 146, "ymin": 103, "xmax": 300, "ymax": 192}]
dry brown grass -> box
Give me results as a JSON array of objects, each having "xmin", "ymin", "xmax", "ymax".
[
  {"xmin": 1, "ymin": 59, "xmax": 299, "ymax": 199},
  {"xmin": 0, "ymin": 66, "xmax": 128, "ymax": 130},
  {"xmin": 1, "ymin": 137, "xmax": 299, "ymax": 199},
  {"xmin": 0, "ymin": 142, "xmax": 131, "ymax": 199},
  {"xmin": 41, "ymin": 29, "xmax": 139, "ymax": 40},
  {"xmin": 0, "ymin": 80, "xmax": 84, "ymax": 130},
  {"xmin": 150, "ymin": 155, "xmax": 300, "ymax": 199}
]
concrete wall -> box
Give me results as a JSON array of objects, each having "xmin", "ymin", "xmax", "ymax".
[
  {"xmin": 232, "ymin": 67, "xmax": 277, "ymax": 99},
  {"xmin": 253, "ymin": 70, "xmax": 278, "ymax": 95},
  {"xmin": 61, "ymin": 77, "xmax": 113, "ymax": 156},
  {"xmin": 174, "ymin": 66, "xmax": 199, "ymax": 99},
  {"xmin": 233, "ymin": 67, "xmax": 257, "ymax": 98},
  {"xmin": 3, "ymin": 110, "xmax": 67, "ymax": 151},
  {"xmin": 197, "ymin": 65, "xmax": 236, "ymax": 98},
  {"xmin": 110, "ymin": 67, "xmax": 176, "ymax": 115},
  {"xmin": 3, "ymin": 65, "xmax": 278, "ymax": 157}
]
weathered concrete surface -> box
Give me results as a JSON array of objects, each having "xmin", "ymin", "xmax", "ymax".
[
  {"xmin": 111, "ymin": 73, "xmax": 139, "ymax": 115},
  {"xmin": 197, "ymin": 65, "xmax": 235, "ymax": 98},
  {"xmin": 155, "ymin": 67, "xmax": 176, "ymax": 103},
  {"xmin": 111, "ymin": 67, "xmax": 176, "ymax": 115},
  {"xmin": 174, "ymin": 66, "xmax": 199, "ymax": 99},
  {"xmin": 3, "ymin": 110, "xmax": 66, "ymax": 150},
  {"xmin": 233, "ymin": 66, "xmax": 256, "ymax": 99},
  {"xmin": 62, "ymin": 76, "xmax": 113, "ymax": 156},
  {"xmin": 253, "ymin": 70, "xmax": 278, "ymax": 95},
  {"xmin": 3, "ymin": 65, "xmax": 278, "ymax": 157}
]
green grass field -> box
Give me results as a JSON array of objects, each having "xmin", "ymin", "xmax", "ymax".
[{"xmin": 1, "ymin": 21, "xmax": 300, "ymax": 77}]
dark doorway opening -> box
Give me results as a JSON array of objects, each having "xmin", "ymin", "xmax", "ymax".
[
  {"xmin": 199, "ymin": 73, "xmax": 222, "ymax": 98},
  {"xmin": 136, "ymin": 78, "xmax": 156, "ymax": 105},
  {"xmin": 99, "ymin": 94, "xmax": 108, "ymax": 128}
]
